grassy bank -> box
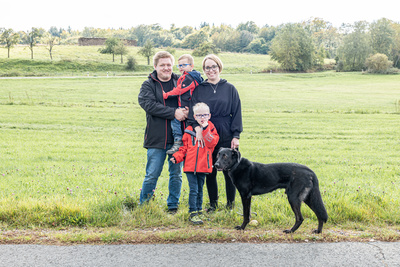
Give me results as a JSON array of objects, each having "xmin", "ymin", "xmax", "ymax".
[
  {"xmin": 0, "ymin": 72, "xmax": 399, "ymax": 244},
  {"xmin": 0, "ymin": 45, "xmax": 276, "ymax": 77}
]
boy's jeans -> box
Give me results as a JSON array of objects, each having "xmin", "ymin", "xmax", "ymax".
[
  {"xmin": 140, "ymin": 144, "xmax": 183, "ymax": 209},
  {"xmin": 186, "ymin": 172, "xmax": 206, "ymax": 213},
  {"xmin": 171, "ymin": 118, "xmax": 183, "ymax": 141}
]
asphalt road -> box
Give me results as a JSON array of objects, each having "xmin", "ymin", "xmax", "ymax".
[{"xmin": 1, "ymin": 241, "xmax": 399, "ymax": 266}]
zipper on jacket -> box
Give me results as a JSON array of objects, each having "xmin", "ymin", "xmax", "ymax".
[
  {"xmin": 152, "ymin": 73, "xmax": 168, "ymax": 149},
  {"xmin": 194, "ymin": 146, "xmax": 200, "ymax": 174}
]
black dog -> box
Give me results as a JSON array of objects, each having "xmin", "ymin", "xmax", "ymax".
[{"xmin": 214, "ymin": 148, "xmax": 328, "ymax": 233}]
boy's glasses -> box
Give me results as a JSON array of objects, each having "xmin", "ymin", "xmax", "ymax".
[
  {"xmin": 204, "ymin": 65, "xmax": 218, "ymax": 71},
  {"xmin": 177, "ymin": 64, "xmax": 191, "ymax": 68},
  {"xmin": 195, "ymin": 114, "xmax": 210, "ymax": 119}
]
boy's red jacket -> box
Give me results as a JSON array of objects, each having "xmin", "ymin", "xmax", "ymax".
[{"xmin": 173, "ymin": 121, "xmax": 219, "ymax": 174}]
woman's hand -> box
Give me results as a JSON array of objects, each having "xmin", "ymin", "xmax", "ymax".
[
  {"xmin": 231, "ymin": 138, "xmax": 239, "ymax": 149},
  {"xmin": 195, "ymin": 126, "xmax": 204, "ymax": 148}
]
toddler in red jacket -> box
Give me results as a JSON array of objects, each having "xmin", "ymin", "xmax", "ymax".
[{"xmin": 170, "ymin": 102, "xmax": 219, "ymax": 225}]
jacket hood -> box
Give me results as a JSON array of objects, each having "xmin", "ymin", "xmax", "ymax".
[{"xmin": 187, "ymin": 70, "xmax": 204, "ymax": 85}]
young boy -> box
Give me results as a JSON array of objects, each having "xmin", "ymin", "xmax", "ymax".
[
  {"xmin": 170, "ymin": 102, "xmax": 219, "ymax": 225},
  {"xmin": 164, "ymin": 54, "xmax": 203, "ymax": 154}
]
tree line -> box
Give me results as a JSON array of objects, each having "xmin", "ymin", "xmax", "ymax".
[{"xmin": 1, "ymin": 18, "xmax": 400, "ymax": 72}]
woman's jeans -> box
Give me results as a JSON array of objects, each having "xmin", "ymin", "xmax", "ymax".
[
  {"xmin": 186, "ymin": 172, "xmax": 206, "ymax": 213},
  {"xmin": 139, "ymin": 144, "xmax": 183, "ymax": 209}
]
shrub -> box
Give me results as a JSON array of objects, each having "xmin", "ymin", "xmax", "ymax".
[
  {"xmin": 126, "ymin": 56, "xmax": 137, "ymax": 71},
  {"xmin": 365, "ymin": 53, "xmax": 393, "ymax": 73}
]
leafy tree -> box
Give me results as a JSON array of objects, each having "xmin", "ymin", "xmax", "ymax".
[
  {"xmin": 138, "ymin": 40, "xmax": 155, "ymax": 65},
  {"xmin": 23, "ymin": 27, "xmax": 43, "ymax": 59},
  {"xmin": 258, "ymin": 26, "xmax": 277, "ymax": 53},
  {"xmin": 365, "ymin": 53, "xmax": 393, "ymax": 73},
  {"xmin": 323, "ymin": 26, "xmax": 341, "ymax": 58},
  {"xmin": 370, "ymin": 18, "xmax": 395, "ymax": 56},
  {"xmin": 42, "ymin": 32, "xmax": 59, "ymax": 60},
  {"xmin": 211, "ymin": 28, "xmax": 253, "ymax": 53},
  {"xmin": 150, "ymin": 30, "xmax": 174, "ymax": 47},
  {"xmin": 49, "ymin": 26, "xmax": 61, "ymax": 37},
  {"xmin": 303, "ymin": 17, "xmax": 340, "ymax": 58},
  {"xmin": 192, "ymin": 41, "xmax": 220, "ymax": 57},
  {"xmin": 246, "ymin": 38, "xmax": 269, "ymax": 54},
  {"xmin": 99, "ymin": 37, "xmax": 120, "ymax": 62},
  {"xmin": 390, "ymin": 22, "xmax": 400, "ymax": 68},
  {"xmin": 0, "ymin": 28, "xmax": 20, "ymax": 58},
  {"xmin": 114, "ymin": 41, "xmax": 128, "ymax": 63},
  {"xmin": 337, "ymin": 21, "xmax": 371, "ymax": 71},
  {"xmin": 211, "ymin": 26, "xmax": 235, "ymax": 51},
  {"xmin": 238, "ymin": 30, "xmax": 254, "ymax": 52},
  {"xmin": 269, "ymin": 23, "xmax": 315, "ymax": 71},
  {"xmin": 130, "ymin": 24, "xmax": 152, "ymax": 46},
  {"xmin": 236, "ymin": 21, "xmax": 259, "ymax": 34},
  {"xmin": 181, "ymin": 29, "xmax": 209, "ymax": 49}
]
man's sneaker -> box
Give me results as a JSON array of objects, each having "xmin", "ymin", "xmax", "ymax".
[
  {"xmin": 166, "ymin": 140, "xmax": 183, "ymax": 154},
  {"xmin": 189, "ymin": 212, "xmax": 203, "ymax": 225}
]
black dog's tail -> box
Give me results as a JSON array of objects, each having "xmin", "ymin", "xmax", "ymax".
[{"xmin": 306, "ymin": 179, "xmax": 328, "ymax": 223}]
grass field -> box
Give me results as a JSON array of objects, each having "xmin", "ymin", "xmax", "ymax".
[{"xmin": 0, "ymin": 52, "xmax": 400, "ymax": 243}]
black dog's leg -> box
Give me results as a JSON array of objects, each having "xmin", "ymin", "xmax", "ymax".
[
  {"xmin": 284, "ymin": 197, "xmax": 304, "ymax": 234},
  {"xmin": 236, "ymin": 194, "xmax": 251, "ymax": 230},
  {"xmin": 314, "ymin": 219, "xmax": 324, "ymax": 234},
  {"xmin": 304, "ymin": 194, "xmax": 327, "ymax": 234}
]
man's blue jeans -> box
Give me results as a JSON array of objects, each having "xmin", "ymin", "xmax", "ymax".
[
  {"xmin": 139, "ymin": 145, "xmax": 183, "ymax": 209},
  {"xmin": 186, "ymin": 172, "xmax": 206, "ymax": 213}
]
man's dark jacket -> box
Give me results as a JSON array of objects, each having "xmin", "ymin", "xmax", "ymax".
[{"xmin": 138, "ymin": 70, "xmax": 179, "ymax": 149}]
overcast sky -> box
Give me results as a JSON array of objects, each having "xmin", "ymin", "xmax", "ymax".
[{"xmin": 2, "ymin": 0, "xmax": 398, "ymax": 31}]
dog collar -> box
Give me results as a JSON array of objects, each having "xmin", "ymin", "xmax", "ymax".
[{"xmin": 227, "ymin": 159, "xmax": 241, "ymax": 171}]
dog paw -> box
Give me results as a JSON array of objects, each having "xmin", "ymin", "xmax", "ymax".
[
  {"xmin": 235, "ymin": 225, "xmax": 244, "ymax": 230},
  {"xmin": 283, "ymin": 229, "xmax": 293, "ymax": 234},
  {"xmin": 312, "ymin": 229, "xmax": 322, "ymax": 234}
]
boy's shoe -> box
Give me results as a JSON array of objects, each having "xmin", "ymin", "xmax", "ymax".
[
  {"xmin": 197, "ymin": 211, "xmax": 210, "ymax": 221},
  {"xmin": 166, "ymin": 140, "xmax": 183, "ymax": 154},
  {"xmin": 189, "ymin": 212, "xmax": 203, "ymax": 225}
]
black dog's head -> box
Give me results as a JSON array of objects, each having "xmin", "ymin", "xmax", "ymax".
[{"xmin": 214, "ymin": 148, "xmax": 241, "ymax": 171}]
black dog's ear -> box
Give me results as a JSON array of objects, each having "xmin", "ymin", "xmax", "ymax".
[{"xmin": 231, "ymin": 148, "xmax": 241, "ymax": 161}]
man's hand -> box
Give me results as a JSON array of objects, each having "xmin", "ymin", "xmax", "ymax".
[
  {"xmin": 231, "ymin": 138, "xmax": 239, "ymax": 149},
  {"xmin": 195, "ymin": 126, "xmax": 204, "ymax": 148},
  {"xmin": 175, "ymin": 107, "xmax": 188, "ymax": 121}
]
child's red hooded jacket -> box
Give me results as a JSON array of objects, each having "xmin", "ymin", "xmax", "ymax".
[{"xmin": 172, "ymin": 121, "xmax": 219, "ymax": 174}]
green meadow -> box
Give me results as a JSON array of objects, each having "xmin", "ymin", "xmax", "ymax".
[{"xmin": 0, "ymin": 49, "xmax": 400, "ymax": 243}]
